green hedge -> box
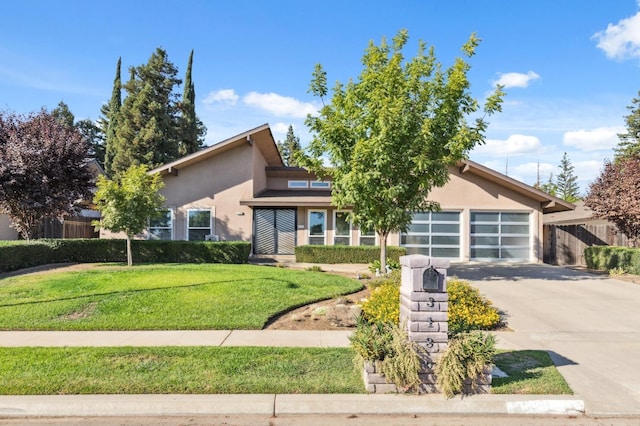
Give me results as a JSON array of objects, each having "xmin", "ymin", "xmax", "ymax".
[
  {"xmin": 0, "ymin": 239, "xmax": 251, "ymax": 273},
  {"xmin": 295, "ymin": 245, "xmax": 406, "ymax": 264},
  {"xmin": 584, "ymin": 246, "xmax": 640, "ymax": 274}
]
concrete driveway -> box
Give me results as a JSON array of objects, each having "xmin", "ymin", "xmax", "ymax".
[{"xmin": 448, "ymin": 263, "xmax": 640, "ymax": 416}]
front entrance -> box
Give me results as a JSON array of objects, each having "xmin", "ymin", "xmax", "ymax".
[{"xmin": 253, "ymin": 208, "xmax": 296, "ymax": 255}]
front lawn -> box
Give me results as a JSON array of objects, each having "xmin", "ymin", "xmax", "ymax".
[
  {"xmin": 0, "ymin": 347, "xmax": 363, "ymax": 394},
  {"xmin": 492, "ymin": 350, "xmax": 572, "ymax": 394},
  {"xmin": 0, "ymin": 264, "xmax": 362, "ymax": 330}
]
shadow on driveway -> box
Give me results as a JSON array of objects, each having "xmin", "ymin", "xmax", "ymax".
[{"xmin": 448, "ymin": 263, "xmax": 607, "ymax": 282}]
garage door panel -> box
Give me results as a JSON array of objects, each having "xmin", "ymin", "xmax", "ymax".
[
  {"xmin": 470, "ymin": 211, "xmax": 530, "ymax": 261},
  {"xmin": 401, "ymin": 211, "xmax": 460, "ymax": 260}
]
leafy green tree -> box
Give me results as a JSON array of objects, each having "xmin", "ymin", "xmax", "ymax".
[
  {"xmin": 615, "ymin": 92, "xmax": 640, "ymax": 160},
  {"xmin": 0, "ymin": 109, "xmax": 93, "ymax": 239},
  {"xmin": 300, "ymin": 30, "xmax": 504, "ymax": 271},
  {"xmin": 556, "ymin": 152, "xmax": 580, "ymax": 202},
  {"xmin": 111, "ymin": 48, "xmax": 182, "ymax": 175},
  {"xmin": 93, "ymin": 164, "xmax": 165, "ymax": 266},
  {"xmin": 277, "ymin": 124, "xmax": 302, "ymax": 166},
  {"xmin": 179, "ymin": 50, "xmax": 206, "ymax": 156},
  {"xmin": 102, "ymin": 57, "xmax": 122, "ymax": 176},
  {"xmin": 585, "ymin": 157, "xmax": 640, "ymax": 246},
  {"xmin": 51, "ymin": 101, "xmax": 75, "ymax": 129},
  {"xmin": 539, "ymin": 173, "xmax": 557, "ymax": 197}
]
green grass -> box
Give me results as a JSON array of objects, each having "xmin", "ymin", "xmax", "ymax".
[
  {"xmin": 0, "ymin": 347, "xmax": 363, "ymax": 394},
  {"xmin": 0, "ymin": 264, "xmax": 362, "ymax": 330},
  {"xmin": 492, "ymin": 350, "xmax": 573, "ymax": 394}
]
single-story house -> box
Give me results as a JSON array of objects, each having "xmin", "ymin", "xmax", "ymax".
[{"xmin": 103, "ymin": 123, "xmax": 573, "ymax": 263}]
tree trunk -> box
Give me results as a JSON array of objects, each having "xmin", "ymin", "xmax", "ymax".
[
  {"xmin": 379, "ymin": 232, "xmax": 388, "ymax": 274},
  {"xmin": 126, "ymin": 235, "xmax": 133, "ymax": 266}
]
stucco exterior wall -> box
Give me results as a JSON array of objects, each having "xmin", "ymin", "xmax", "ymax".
[
  {"xmin": 0, "ymin": 214, "xmax": 19, "ymax": 240},
  {"xmin": 159, "ymin": 142, "xmax": 255, "ymax": 241}
]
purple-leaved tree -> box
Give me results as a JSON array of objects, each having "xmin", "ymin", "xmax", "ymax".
[{"xmin": 0, "ymin": 109, "xmax": 94, "ymax": 240}]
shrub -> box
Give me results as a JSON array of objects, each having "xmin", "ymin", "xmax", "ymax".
[
  {"xmin": 584, "ymin": 246, "xmax": 640, "ymax": 275},
  {"xmin": 0, "ymin": 239, "xmax": 251, "ymax": 273},
  {"xmin": 447, "ymin": 279, "xmax": 501, "ymax": 335},
  {"xmin": 295, "ymin": 245, "xmax": 406, "ymax": 264},
  {"xmin": 435, "ymin": 331, "xmax": 496, "ymax": 398},
  {"xmin": 360, "ymin": 280, "xmax": 400, "ymax": 324},
  {"xmin": 349, "ymin": 317, "xmax": 425, "ymax": 392},
  {"xmin": 368, "ymin": 258, "xmax": 400, "ymax": 274}
]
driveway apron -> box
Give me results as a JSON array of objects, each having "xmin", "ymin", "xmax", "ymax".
[{"xmin": 449, "ymin": 263, "xmax": 640, "ymax": 416}]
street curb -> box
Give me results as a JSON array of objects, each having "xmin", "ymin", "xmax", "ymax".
[{"xmin": 0, "ymin": 394, "xmax": 586, "ymax": 418}]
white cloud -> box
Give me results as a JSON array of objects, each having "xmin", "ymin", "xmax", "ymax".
[
  {"xmin": 562, "ymin": 127, "xmax": 623, "ymax": 152},
  {"xmin": 272, "ymin": 122, "xmax": 290, "ymax": 134},
  {"xmin": 202, "ymin": 89, "xmax": 239, "ymax": 106},
  {"xmin": 492, "ymin": 71, "xmax": 540, "ymax": 88},
  {"xmin": 592, "ymin": 11, "xmax": 640, "ymax": 60},
  {"xmin": 472, "ymin": 134, "xmax": 543, "ymax": 156},
  {"xmin": 243, "ymin": 92, "xmax": 318, "ymax": 118}
]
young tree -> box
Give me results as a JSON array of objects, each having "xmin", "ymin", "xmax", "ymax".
[
  {"xmin": 301, "ymin": 30, "xmax": 504, "ymax": 271},
  {"xmin": 539, "ymin": 173, "xmax": 557, "ymax": 196},
  {"xmin": 178, "ymin": 49, "xmax": 206, "ymax": 156},
  {"xmin": 102, "ymin": 57, "xmax": 122, "ymax": 176},
  {"xmin": 585, "ymin": 157, "xmax": 640, "ymax": 246},
  {"xmin": 277, "ymin": 124, "xmax": 302, "ymax": 166},
  {"xmin": 0, "ymin": 109, "xmax": 93, "ymax": 239},
  {"xmin": 93, "ymin": 164, "xmax": 165, "ymax": 266},
  {"xmin": 111, "ymin": 48, "xmax": 182, "ymax": 175},
  {"xmin": 556, "ymin": 152, "xmax": 580, "ymax": 202},
  {"xmin": 615, "ymin": 92, "xmax": 640, "ymax": 160}
]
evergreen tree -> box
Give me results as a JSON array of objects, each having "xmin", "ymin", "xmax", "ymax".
[
  {"xmin": 615, "ymin": 92, "xmax": 640, "ymax": 160},
  {"xmin": 277, "ymin": 124, "xmax": 302, "ymax": 166},
  {"xmin": 76, "ymin": 119, "xmax": 105, "ymax": 167},
  {"xmin": 102, "ymin": 57, "xmax": 122, "ymax": 176},
  {"xmin": 178, "ymin": 50, "xmax": 206, "ymax": 156},
  {"xmin": 539, "ymin": 173, "xmax": 557, "ymax": 196},
  {"xmin": 556, "ymin": 152, "xmax": 580, "ymax": 202},
  {"xmin": 111, "ymin": 48, "xmax": 182, "ymax": 175},
  {"xmin": 51, "ymin": 101, "xmax": 75, "ymax": 128}
]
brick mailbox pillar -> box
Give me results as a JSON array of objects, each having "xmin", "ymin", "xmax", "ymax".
[{"xmin": 399, "ymin": 254, "xmax": 449, "ymax": 393}]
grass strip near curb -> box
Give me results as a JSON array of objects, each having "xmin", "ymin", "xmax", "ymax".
[
  {"xmin": 0, "ymin": 347, "xmax": 363, "ymax": 395},
  {"xmin": 492, "ymin": 350, "xmax": 573, "ymax": 394},
  {"xmin": 0, "ymin": 264, "xmax": 362, "ymax": 330}
]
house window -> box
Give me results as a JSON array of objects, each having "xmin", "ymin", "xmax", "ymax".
[
  {"xmin": 334, "ymin": 211, "xmax": 351, "ymax": 245},
  {"xmin": 359, "ymin": 228, "xmax": 376, "ymax": 246},
  {"xmin": 187, "ymin": 209, "xmax": 212, "ymax": 241},
  {"xmin": 310, "ymin": 181, "xmax": 331, "ymax": 189},
  {"xmin": 148, "ymin": 209, "xmax": 172, "ymax": 240},
  {"xmin": 308, "ymin": 210, "xmax": 326, "ymax": 245},
  {"xmin": 288, "ymin": 180, "xmax": 309, "ymax": 189}
]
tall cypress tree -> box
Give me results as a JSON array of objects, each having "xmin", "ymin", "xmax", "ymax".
[
  {"xmin": 556, "ymin": 152, "xmax": 580, "ymax": 202},
  {"xmin": 102, "ymin": 57, "xmax": 122, "ymax": 176},
  {"xmin": 277, "ymin": 124, "xmax": 302, "ymax": 166},
  {"xmin": 179, "ymin": 50, "xmax": 203, "ymax": 156},
  {"xmin": 111, "ymin": 48, "xmax": 182, "ymax": 175}
]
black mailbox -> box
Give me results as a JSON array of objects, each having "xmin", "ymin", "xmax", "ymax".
[{"xmin": 422, "ymin": 266, "xmax": 441, "ymax": 292}]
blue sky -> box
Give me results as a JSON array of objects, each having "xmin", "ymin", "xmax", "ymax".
[{"xmin": 2, "ymin": 1, "xmax": 640, "ymax": 194}]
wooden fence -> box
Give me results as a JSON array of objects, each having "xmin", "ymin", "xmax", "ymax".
[
  {"xmin": 543, "ymin": 224, "xmax": 629, "ymax": 266},
  {"xmin": 40, "ymin": 216, "xmax": 98, "ymax": 239}
]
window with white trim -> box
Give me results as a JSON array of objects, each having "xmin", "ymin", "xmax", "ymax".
[
  {"xmin": 333, "ymin": 211, "xmax": 351, "ymax": 245},
  {"xmin": 288, "ymin": 180, "xmax": 309, "ymax": 188},
  {"xmin": 187, "ymin": 209, "xmax": 212, "ymax": 241},
  {"xmin": 359, "ymin": 228, "xmax": 376, "ymax": 246},
  {"xmin": 310, "ymin": 181, "xmax": 331, "ymax": 189},
  {"xmin": 148, "ymin": 209, "xmax": 173, "ymax": 240},
  {"xmin": 308, "ymin": 210, "xmax": 326, "ymax": 245}
]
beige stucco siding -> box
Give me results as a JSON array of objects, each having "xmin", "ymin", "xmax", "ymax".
[
  {"xmin": 0, "ymin": 214, "xmax": 19, "ymax": 240},
  {"xmin": 158, "ymin": 143, "xmax": 255, "ymax": 241}
]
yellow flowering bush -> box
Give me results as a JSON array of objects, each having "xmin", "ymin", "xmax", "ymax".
[
  {"xmin": 360, "ymin": 281, "xmax": 400, "ymax": 324},
  {"xmin": 447, "ymin": 279, "xmax": 501, "ymax": 335}
]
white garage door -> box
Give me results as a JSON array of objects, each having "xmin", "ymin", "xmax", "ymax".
[
  {"xmin": 401, "ymin": 211, "xmax": 461, "ymax": 259},
  {"xmin": 470, "ymin": 211, "xmax": 530, "ymax": 261}
]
